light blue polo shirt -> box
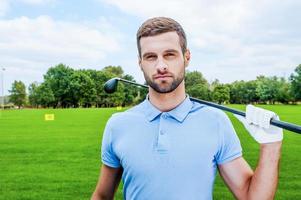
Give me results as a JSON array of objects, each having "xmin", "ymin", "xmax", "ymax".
[{"xmin": 101, "ymin": 95, "xmax": 242, "ymax": 200}]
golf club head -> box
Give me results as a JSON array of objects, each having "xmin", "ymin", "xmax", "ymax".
[{"xmin": 104, "ymin": 78, "xmax": 119, "ymax": 93}]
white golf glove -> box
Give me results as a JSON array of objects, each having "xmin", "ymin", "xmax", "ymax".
[{"xmin": 235, "ymin": 105, "xmax": 283, "ymax": 144}]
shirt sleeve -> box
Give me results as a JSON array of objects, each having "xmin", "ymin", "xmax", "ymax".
[
  {"xmin": 215, "ymin": 112, "xmax": 242, "ymax": 165},
  {"xmin": 101, "ymin": 116, "xmax": 121, "ymax": 168}
]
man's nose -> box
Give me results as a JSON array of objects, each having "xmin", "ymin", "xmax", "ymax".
[{"xmin": 155, "ymin": 58, "xmax": 168, "ymax": 73}]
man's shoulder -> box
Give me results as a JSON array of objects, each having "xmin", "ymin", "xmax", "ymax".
[{"xmin": 191, "ymin": 101, "xmax": 228, "ymax": 120}]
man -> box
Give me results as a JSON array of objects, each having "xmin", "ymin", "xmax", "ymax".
[{"xmin": 91, "ymin": 17, "xmax": 282, "ymax": 200}]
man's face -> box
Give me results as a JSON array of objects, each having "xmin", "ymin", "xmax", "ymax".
[{"xmin": 139, "ymin": 31, "xmax": 190, "ymax": 93}]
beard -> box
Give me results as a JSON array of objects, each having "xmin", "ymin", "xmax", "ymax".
[{"xmin": 143, "ymin": 69, "xmax": 185, "ymax": 94}]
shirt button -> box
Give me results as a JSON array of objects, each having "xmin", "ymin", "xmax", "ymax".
[
  {"xmin": 160, "ymin": 130, "xmax": 164, "ymax": 135},
  {"xmin": 162, "ymin": 113, "xmax": 167, "ymax": 119}
]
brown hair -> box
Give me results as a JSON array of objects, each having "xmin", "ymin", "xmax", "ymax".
[{"xmin": 136, "ymin": 17, "xmax": 187, "ymax": 58}]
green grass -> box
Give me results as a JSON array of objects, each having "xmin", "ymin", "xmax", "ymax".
[
  {"xmin": 0, "ymin": 105, "xmax": 300, "ymax": 199},
  {"xmin": 0, "ymin": 108, "xmax": 123, "ymax": 200}
]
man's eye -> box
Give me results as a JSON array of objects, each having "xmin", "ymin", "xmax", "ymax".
[
  {"xmin": 145, "ymin": 55, "xmax": 156, "ymax": 60},
  {"xmin": 165, "ymin": 53, "xmax": 175, "ymax": 57}
]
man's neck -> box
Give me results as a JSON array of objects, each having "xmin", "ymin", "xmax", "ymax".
[{"xmin": 148, "ymin": 82, "xmax": 186, "ymax": 112}]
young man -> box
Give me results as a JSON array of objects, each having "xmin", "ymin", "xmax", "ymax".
[{"xmin": 91, "ymin": 17, "xmax": 282, "ymax": 200}]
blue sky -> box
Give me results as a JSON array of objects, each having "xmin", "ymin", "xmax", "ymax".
[{"xmin": 0, "ymin": 0, "xmax": 300, "ymax": 95}]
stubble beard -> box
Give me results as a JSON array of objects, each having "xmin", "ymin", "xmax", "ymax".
[{"xmin": 143, "ymin": 69, "xmax": 185, "ymax": 94}]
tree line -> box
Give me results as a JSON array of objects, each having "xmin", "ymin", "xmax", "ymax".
[{"xmin": 8, "ymin": 63, "xmax": 301, "ymax": 108}]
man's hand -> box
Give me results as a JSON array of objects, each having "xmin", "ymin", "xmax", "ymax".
[{"xmin": 235, "ymin": 105, "xmax": 283, "ymax": 143}]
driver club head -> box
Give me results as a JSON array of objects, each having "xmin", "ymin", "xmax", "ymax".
[{"xmin": 104, "ymin": 78, "xmax": 119, "ymax": 93}]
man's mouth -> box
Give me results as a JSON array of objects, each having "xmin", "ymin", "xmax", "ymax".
[{"xmin": 154, "ymin": 75, "xmax": 173, "ymax": 80}]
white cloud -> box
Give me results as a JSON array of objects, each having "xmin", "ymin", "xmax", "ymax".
[
  {"xmin": 101, "ymin": 0, "xmax": 301, "ymax": 83},
  {"xmin": 0, "ymin": 16, "xmax": 122, "ymax": 94},
  {"xmin": 101, "ymin": 0, "xmax": 254, "ymax": 32},
  {"xmin": 0, "ymin": 16, "xmax": 121, "ymax": 62},
  {"xmin": 1, "ymin": 0, "xmax": 300, "ymax": 96}
]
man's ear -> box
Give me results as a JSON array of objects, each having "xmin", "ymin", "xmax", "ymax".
[{"xmin": 184, "ymin": 49, "xmax": 191, "ymax": 68}]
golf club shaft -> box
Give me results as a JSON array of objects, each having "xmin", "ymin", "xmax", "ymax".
[{"xmin": 112, "ymin": 78, "xmax": 301, "ymax": 134}]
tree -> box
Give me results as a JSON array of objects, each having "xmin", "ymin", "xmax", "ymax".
[
  {"xmin": 122, "ymin": 74, "xmax": 140, "ymax": 106},
  {"xmin": 210, "ymin": 79, "xmax": 220, "ymax": 91},
  {"xmin": 69, "ymin": 70, "xmax": 97, "ymax": 107},
  {"xmin": 9, "ymin": 80, "xmax": 26, "ymax": 108},
  {"xmin": 229, "ymin": 80, "xmax": 258, "ymax": 104},
  {"xmin": 244, "ymin": 80, "xmax": 259, "ymax": 103},
  {"xmin": 290, "ymin": 64, "xmax": 301, "ymax": 101},
  {"xmin": 86, "ymin": 70, "xmax": 111, "ymax": 107},
  {"xmin": 93, "ymin": 66, "xmax": 129, "ymax": 107},
  {"xmin": 212, "ymin": 84, "xmax": 230, "ymax": 104},
  {"xmin": 103, "ymin": 66, "xmax": 124, "ymax": 77},
  {"xmin": 276, "ymin": 77, "xmax": 292, "ymax": 104},
  {"xmin": 28, "ymin": 82, "xmax": 39, "ymax": 107},
  {"xmin": 86, "ymin": 69, "xmax": 124, "ymax": 107},
  {"xmin": 256, "ymin": 76, "xmax": 280, "ymax": 104},
  {"xmin": 35, "ymin": 82, "xmax": 55, "ymax": 108},
  {"xmin": 185, "ymin": 71, "xmax": 211, "ymax": 100},
  {"xmin": 229, "ymin": 81, "xmax": 243, "ymax": 104},
  {"xmin": 44, "ymin": 63, "xmax": 74, "ymax": 108}
]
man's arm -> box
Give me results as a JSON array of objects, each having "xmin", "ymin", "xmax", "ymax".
[
  {"xmin": 218, "ymin": 141, "xmax": 281, "ymax": 200},
  {"xmin": 91, "ymin": 164, "xmax": 123, "ymax": 200},
  {"xmin": 220, "ymin": 105, "xmax": 283, "ymax": 199}
]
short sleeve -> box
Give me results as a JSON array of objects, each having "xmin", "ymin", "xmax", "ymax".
[
  {"xmin": 101, "ymin": 117, "xmax": 121, "ymax": 168},
  {"xmin": 215, "ymin": 112, "xmax": 242, "ymax": 165}
]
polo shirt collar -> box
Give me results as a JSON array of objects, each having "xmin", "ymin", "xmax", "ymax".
[
  {"xmin": 168, "ymin": 95, "xmax": 193, "ymax": 122},
  {"xmin": 143, "ymin": 94, "xmax": 193, "ymax": 123}
]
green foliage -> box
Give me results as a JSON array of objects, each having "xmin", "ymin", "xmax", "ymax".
[
  {"xmin": 39, "ymin": 64, "xmax": 133, "ymax": 108},
  {"xmin": 290, "ymin": 64, "xmax": 301, "ymax": 101},
  {"xmin": 122, "ymin": 74, "xmax": 139, "ymax": 106},
  {"xmin": 44, "ymin": 63, "xmax": 74, "ymax": 108},
  {"xmin": 276, "ymin": 78, "xmax": 292, "ymax": 104},
  {"xmin": 28, "ymin": 82, "xmax": 39, "ymax": 107},
  {"xmin": 28, "ymin": 82, "xmax": 55, "ymax": 108},
  {"xmin": 229, "ymin": 77, "xmax": 293, "ymax": 105},
  {"xmin": 103, "ymin": 65, "xmax": 124, "ymax": 77},
  {"xmin": 9, "ymin": 80, "xmax": 26, "ymax": 108},
  {"xmin": 35, "ymin": 82, "xmax": 55, "ymax": 107},
  {"xmin": 229, "ymin": 80, "xmax": 259, "ymax": 104},
  {"xmin": 185, "ymin": 71, "xmax": 211, "ymax": 100},
  {"xmin": 256, "ymin": 76, "xmax": 289, "ymax": 104},
  {"xmin": 10, "ymin": 63, "xmax": 301, "ymax": 108},
  {"xmin": 212, "ymin": 84, "xmax": 230, "ymax": 104},
  {"xmin": 85, "ymin": 69, "xmax": 112, "ymax": 107},
  {"xmin": 69, "ymin": 70, "xmax": 97, "ymax": 107}
]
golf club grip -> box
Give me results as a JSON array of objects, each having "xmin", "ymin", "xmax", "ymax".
[
  {"xmin": 270, "ymin": 120, "xmax": 301, "ymax": 134},
  {"xmin": 109, "ymin": 78, "xmax": 301, "ymax": 134},
  {"xmin": 190, "ymin": 97, "xmax": 301, "ymax": 134}
]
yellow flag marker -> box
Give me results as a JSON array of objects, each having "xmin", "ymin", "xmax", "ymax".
[
  {"xmin": 45, "ymin": 114, "xmax": 55, "ymax": 121},
  {"xmin": 116, "ymin": 106, "xmax": 122, "ymax": 110}
]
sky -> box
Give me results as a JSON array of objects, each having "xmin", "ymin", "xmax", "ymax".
[{"xmin": 0, "ymin": 0, "xmax": 300, "ymax": 95}]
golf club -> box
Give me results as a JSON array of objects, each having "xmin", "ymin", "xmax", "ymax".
[{"xmin": 104, "ymin": 77, "xmax": 301, "ymax": 134}]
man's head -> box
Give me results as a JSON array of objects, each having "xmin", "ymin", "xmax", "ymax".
[
  {"xmin": 136, "ymin": 17, "xmax": 187, "ymax": 58},
  {"xmin": 137, "ymin": 17, "xmax": 190, "ymax": 94}
]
